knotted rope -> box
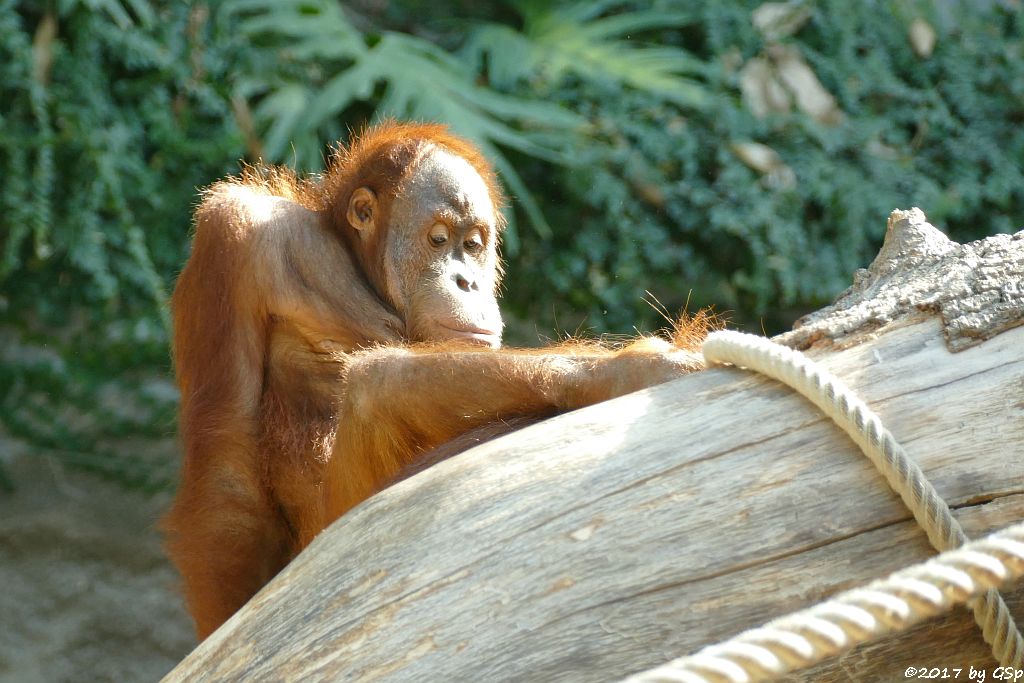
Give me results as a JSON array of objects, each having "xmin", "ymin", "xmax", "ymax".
[{"xmin": 622, "ymin": 330, "xmax": 1024, "ymax": 682}]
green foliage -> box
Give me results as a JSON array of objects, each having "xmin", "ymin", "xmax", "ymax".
[
  {"xmin": 0, "ymin": 1, "xmax": 243, "ymax": 314},
  {"xmin": 463, "ymin": 0, "xmax": 709, "ymax": 108},
  {"xmin": 1, "ymin": 0, "xmax": 1021, "ymax": 488},
  {"xmin": 226, "ymin": 0, "xmax": 1023, "ymax": 333},
  {"xmin": 499, "ymin": 0, "xmax": 1024, "ymax": 333},
  {"xmin": 226, "ymin": 0, "xmax": 587, "ymax": 245},
  {"xmin": 0, "ymin": 0, "xmax": 246, "ymax": 487},
  {"xmin": 0, "ymin": 319, "xmax": 179, "ymax": 491}
]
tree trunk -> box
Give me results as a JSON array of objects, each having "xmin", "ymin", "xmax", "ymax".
[{"xmin": 164, "ymin": 209, "xmax": 1024, "ymax": 682}]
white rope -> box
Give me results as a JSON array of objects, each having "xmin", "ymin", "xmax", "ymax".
[
  {"xmin": 622, "ymin": 522, "xmax": 1024, "ymax": 683},
  {"xmin": 621, "ymin": 330, "xmax": 1023, "ymax": 682}
]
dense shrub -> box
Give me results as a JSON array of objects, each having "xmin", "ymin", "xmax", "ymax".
[
  {"xmin": 0, "ymin": 1, "xmax": 244, "ymax": 487},
  {"xmin": 1, "ymin": 0, "xmax": 1020, "ymax": 485},
  {"xmin": 496, "ymin": 2, "xmax": 1024, "ymax": 331}
]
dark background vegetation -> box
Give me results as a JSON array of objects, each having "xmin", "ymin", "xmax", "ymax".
[{"xmin": 1, "ymin": 0, "xmax": 1021, "ymax": 492}]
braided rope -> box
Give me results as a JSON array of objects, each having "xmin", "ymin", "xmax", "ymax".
[
  {"xmin": 622, "ymin": 330, "xmax": 1023, "ymax": 682},
  {"xmin": 623, "ymin": 522, "xmax": 1024, "ymax": 683}
]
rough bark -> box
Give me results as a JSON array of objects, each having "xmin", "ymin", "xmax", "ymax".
[
  {"xmin": 164, "ymin": 209, "xmax": 1024, "ymax": 682},
  {"xmin": 778, "ymin": 207, "xmax": 1024, "ymax": 351}
]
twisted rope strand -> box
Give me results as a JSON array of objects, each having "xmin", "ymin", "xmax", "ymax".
[
  {"xmin": 702, "ymin": 330, "xmax": 1023, "ymax": 666},
  {"xmin": 623, "ymin": 523, "xmax": 1024, "ymax": 683},
  {"xmin": 620, "ymin": 330, "xmax": 1023, "ymax": 682}
]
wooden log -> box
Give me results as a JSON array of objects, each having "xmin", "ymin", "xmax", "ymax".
[{"xmin": 164, "ymin": 209, "xmax": 1024, "ymax": 682}]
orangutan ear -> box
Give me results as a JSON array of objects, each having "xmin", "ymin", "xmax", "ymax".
[{"xmin": 347, "ymin": 187, "xmax": 378, "ymax": 233}]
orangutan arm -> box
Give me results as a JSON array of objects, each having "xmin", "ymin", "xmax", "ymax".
[{"xmin": 320, "ymin": 338, "xmax": 701, "ymax": 528}]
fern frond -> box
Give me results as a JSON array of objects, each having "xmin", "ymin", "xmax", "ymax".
[
  {"xmin": 225, "ymin": 0, "xmax": 363, "ymax": 59},
  {"xmin": 233, "ymin": 1, "xmax": 586, "ymax": 241},
  {"xmin": 465, "ymin": 2, "xmax": 709, "ymax": 108}
]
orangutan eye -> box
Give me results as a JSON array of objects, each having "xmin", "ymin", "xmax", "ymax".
[
  {"xmin": 463, "ymin": 231, "xmax": 484, "ymax": 254},
  {"xmin": 428, "ymin": 223, "xmax": 449, "ymax": 246}
]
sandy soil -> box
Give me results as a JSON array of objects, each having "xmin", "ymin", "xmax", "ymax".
[{"xmin": 0, "ymin": 453, "xmax": 194, "ymax": 683}]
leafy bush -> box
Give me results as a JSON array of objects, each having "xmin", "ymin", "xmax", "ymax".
[
  {"xmin": 227, "ymin": 0, "xmax": 1024, "ymax": 333},
  {"xmin": 0, "ymin": 0, "xmax": 246, "ymax": 487},
  {"xmin": 487, "ymin": 1, "xmax": 1024, "ymax": 332},
  {"xmin": 1, "ymin": 0, "xmax": 1021, "ymax": 486},
  {"xmin": 1, "ymin": 1, "xmax": 244, "ymax": 315}
]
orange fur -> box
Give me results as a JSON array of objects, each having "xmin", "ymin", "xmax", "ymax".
[
  {"xmin": 321, "ymin": 120, "xmax": 508, "ymax": 291},
  {"xmin": 163, "ymin": 121, "xmax": 707, "ymax": 640}
]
